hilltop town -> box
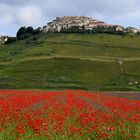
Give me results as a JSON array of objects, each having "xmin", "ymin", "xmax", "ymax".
[
  {"xmin": 1, "ymin": 16, "xmax": 140, "ymax": 44},
  {"xmin": 42, "ymin": 16, "xmax": 140, "ymax": 34}
]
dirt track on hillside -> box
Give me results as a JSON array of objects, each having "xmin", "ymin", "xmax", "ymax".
[{"xmin": 100, "ymin": 91, "xmax": 140, "ymax": 100}]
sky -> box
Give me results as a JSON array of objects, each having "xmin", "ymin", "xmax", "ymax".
[{"xmin": 0, "ymin": 0, "xmax": 140, "ymax": 36}]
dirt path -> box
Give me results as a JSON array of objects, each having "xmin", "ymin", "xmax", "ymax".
[
  {"xmin": 100, "ymin": 91, "xmax": 140, "ymax": 100},
  {"xmin": 1, "ymin": 55, "xmax": 140, "ymax": 65}
]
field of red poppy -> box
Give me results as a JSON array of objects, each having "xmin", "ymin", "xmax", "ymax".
[{"xmin": 0, "ymin": 90, "xmax": 140, "ymax": 140}]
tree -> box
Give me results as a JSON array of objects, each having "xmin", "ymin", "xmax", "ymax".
[
  {"xmin": 26, "ymin": 27, "xmax": 34, "ymax": 34},
  {"xmin": 5, "ymin": 37, "xmax": 17, "ymax": 44},
  {"xmin": 16, "ymin": 26, "xmax": 41, "ymax": 40},
  {"xmin": 33, "ymin": 28, "xmax": 41, "ymax": 35},
  {"xmin": 16, "ymin": 27, "xmax": 27, "ymax": 39}
]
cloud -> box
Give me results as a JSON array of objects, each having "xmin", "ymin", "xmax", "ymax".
[
  {"xmin": 0, "ymin": 14, "xmax": 13, "ymax": 25},
  {"xmin": 0, "ymin": 0, "xmax": 140, "ymax": 35},
  {"xmin": 16, "ymin": 5, "xmax": 45, "ymax": 26},
  {"xmin": 0, "ymin": 4, "xmax": 14, "ymax": 25},
  {"xmin": 1, "ymin": 0, "xmax": 140, "ymax": 19},
  {"xmin": 0, "ymin": 0, "xmax": 29, "ymax": 5},
  {"xmin": 0, "ymin": 2, "xmax": 45, "ymax": 35},
  {"xmin": 0, "ymin": 3, "xmax": 45, "ymax": 26}
]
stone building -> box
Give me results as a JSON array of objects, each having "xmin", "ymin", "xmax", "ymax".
[
  {"xmin": 0, "ymin": 36, "xmax": 8, "ymax": 44},
  {"xmin": 126, "ymin": 27, "xmax": 140, "ymax": 34}
]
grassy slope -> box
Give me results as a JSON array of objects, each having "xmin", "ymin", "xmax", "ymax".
[{"xmin": 0, "ymin": 33, "xmax": 140, "ymax": 91}]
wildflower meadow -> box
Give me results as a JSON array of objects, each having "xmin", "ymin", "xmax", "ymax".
[{"xmin": 0, "ymin": 90, "xmax": 140, "ymax": 140}]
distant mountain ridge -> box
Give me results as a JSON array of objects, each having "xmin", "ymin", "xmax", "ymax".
[{"xmin": 41, "ymin": 16, "xmax": 140, "ymax": 34}]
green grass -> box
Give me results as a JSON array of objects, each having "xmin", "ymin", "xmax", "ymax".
[{"xmin": 0, "ymin": 33, "xmax": 140, "ymax": 91}]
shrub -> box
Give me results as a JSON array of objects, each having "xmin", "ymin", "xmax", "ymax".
[
  {"xmin": 16, "ymin": 27, "xmax": 41, "ymax": 40},
  {"xmin": 5, "ymin": 37, "xmax": 17, "ymax": 44}
]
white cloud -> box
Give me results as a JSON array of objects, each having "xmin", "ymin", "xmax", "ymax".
[
  {"xmin": 0, "ymin": 3, "xmax": 45, "ymax": 35},
  {"xmin": 0, "ymin": 4, "xmax": 14, "ymax": 25},
  {"xmin": 16, "ymin": 5, "xmax": 45, "ymax": 26},
  {"xmin": 127, "ymin": 11, "xmax": 140, "ymax": 18},
  {"xmin": 0, "ymin": 3, "xmax": 45, "ymax": 27},
  {"xmin": 0, "ymin": 14, "xmax": 14, "ymax": 25}
]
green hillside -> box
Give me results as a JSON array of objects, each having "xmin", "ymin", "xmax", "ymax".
[{"xmin": 0, "ymin": 33, "xmax": 140, "ymax": 91}]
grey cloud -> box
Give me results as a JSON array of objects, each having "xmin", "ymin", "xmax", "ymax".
[
  {"xmin": 0, "ymin": 0, "xmax": 29, "ymax": 5},
  {"xmin": 1, "ymin": 0, "xmax": 140, "ymax": 19},
  {"xmin": 39, "ymin": 0, "xmax": 140, "ymax": 21}
]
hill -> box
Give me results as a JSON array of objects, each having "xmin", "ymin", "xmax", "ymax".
[{"xmin": 0, "ymin": 33, "xmax": 140, "ymax": 91}]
